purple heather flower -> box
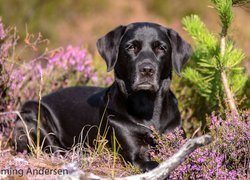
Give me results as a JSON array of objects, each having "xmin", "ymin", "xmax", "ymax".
[
  {"xmin": 228, "ymin": 170, "xmax": 237, "ymax": 179},
  {"xmin": 191, "ymin": 164, "xmax": 201, "ymax": 171},
  {"xmin": 215, "ymin": 155, "xmax": 224, "ymax": 166},
  {"xmin": 91, "ymin": 72, "xmax": 98, "ymax": 83},
  {"xmin": 105, "ymin": 76, "xmax": 114, "ymax": 85},
  {"xmin": 197, "ymin": 156, "xmax": 206, "ymax": 163},
  {"xmin": 47, "ymin": 45, "xmax": 95, "ymax": 78},
  {"xmin": 0, "ymin": 19, "xmax": 6, "ymax": 40}
]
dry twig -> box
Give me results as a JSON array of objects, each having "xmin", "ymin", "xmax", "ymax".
[{"xmin": 60, "ymin": 134, "xmax": 212, "ymax": 180}]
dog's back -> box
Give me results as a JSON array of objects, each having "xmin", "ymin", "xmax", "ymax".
[{"xmin": 13, "ymin": 86, "xmax": 107, "ymax": 152}]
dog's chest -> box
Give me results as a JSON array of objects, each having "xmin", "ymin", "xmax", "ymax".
[
  {"xmin": 127, "ymin": 93, "xmax": 168, "ymax": 131},
  {"xmin": 141, "ymin": 111, "xmax": 166, "ymax": 133}
]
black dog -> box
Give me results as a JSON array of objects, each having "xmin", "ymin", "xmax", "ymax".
[{"xmin": 13, "ymin": 22, "xmax": 192, "ymax": 172}]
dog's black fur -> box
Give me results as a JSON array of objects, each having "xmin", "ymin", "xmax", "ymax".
[{"xmin": 13, "ymin": 22, "xmax": 192, "ymax": 172}]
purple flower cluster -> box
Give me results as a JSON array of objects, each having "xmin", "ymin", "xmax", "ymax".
[
  {"xmin": 0, "ymin": 20, "xmax": 11, "ymax": 112},
  {"xmin": 6, "ymin": 45, "xmax": 99, "ymax": 105},
  {"xmin": 0, "ymin": 20, "xmax": 100, "ymax": 110},
  {"xmin": 150, "ymin": 112, "xmax": 250, "ymax": 179},
  {"xmin": 48, "ymin": 46, "xmax": 93, "ymax": 75},
  {"xmin": 0, "ymin": 21, "xmax": 10, "ymax": 64},
  {"xmin": 46, "ymin": 45, "xmax": 98, "ymax": 83},
  {"xmin": 1, "ymin": 18, "xmax": 113, "ymax": 114},
  {"xmin": 0, "ymin": 18, "xmax": 6, "ymax": 40}
]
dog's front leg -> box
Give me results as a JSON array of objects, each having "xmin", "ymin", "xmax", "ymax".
[{"xmin": 108, "ymin": 116, "xmax": 159, "ymax": 172}]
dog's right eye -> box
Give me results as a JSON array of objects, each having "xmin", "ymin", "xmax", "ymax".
[
  {"xmin": 126, "ymin": 44, "xmax": 137, "ymax": 52},
  {"xmin": 126, "ymin": 44, "xmax": 135, "ymax": 50},
  {"xmin": 126, "ymin": 41, "xmax": 141, "ymax": 53}
]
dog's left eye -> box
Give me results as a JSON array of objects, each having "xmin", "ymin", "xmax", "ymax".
[
  {"xmin": 155, "ymin": 45, "xmax": 167, "ymax": 53},
  {"xmin": 152, "ymin": 41, "xmax": 168, "ymax": 53}
]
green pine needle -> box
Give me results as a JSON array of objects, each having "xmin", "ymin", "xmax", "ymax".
[
  {"xmin": 182, "ymin": 15, "xmax": 217, "ymax": 48},
  {"xmin": 211, "ymin": 0, "xmax": 233, "ymax": 35}
]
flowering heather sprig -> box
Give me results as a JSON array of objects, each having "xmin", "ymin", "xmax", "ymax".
[
  {"xmin": 0, "ymin": 20, "xmax": 12, "ymax": 112},
  {"xmin": 104, "ymin": 76, "xmax": 114, "ymax": 86},
  {"xmin": 46, "ymin": 45, "xmax": 97, "ymax": 83},
  {"xmin": 1, "ymin": 19, "xmax": 109, "ymax": 112},
  {"xmin": 48, "ymin": 46, "xmax": 90, "ymax": 73},
  {"xmin": 0, "ymin": 18, "xmax": 6, "ymax": 40},
  {"xmin": 149, "ymin": 127, "xmax": 186, "ymax": 162},
  {"xmin": 1, "ymin": 20, "xmax": 99, "ymax": 111},
  {"xmin": 150, "ymin": 112, "xmax": 250, "ymax": 179},
  {"xmin": 6, "ymin": 45, "xmax": 98, "ymax": 105}
]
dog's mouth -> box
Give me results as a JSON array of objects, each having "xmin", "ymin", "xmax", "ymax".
[{"xmin": 132, "ymin": 82, "xmax": 158, "ymax": 92}]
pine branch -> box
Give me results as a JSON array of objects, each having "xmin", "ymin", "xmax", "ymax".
[
  {"xmin": 214, "ymin": 0, "xmax": 239, "ymax": 115},
  {"xmin": 182, "ymin": 0, "xmax": 246, "ymax": 114}
]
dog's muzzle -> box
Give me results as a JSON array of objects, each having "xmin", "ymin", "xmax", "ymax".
[{"xmin": 132, "ymin": 62, "xmax": 159, "ymax": 92}]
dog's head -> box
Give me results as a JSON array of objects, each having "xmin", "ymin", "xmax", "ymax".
[{"xmin": 97, "ymin": 22, "xmax": 192, "ymax": 94}]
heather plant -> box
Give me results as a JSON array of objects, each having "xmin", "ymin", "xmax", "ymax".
[
  {"xmin": 0, "ymin": 18, "xmax": 16, "ymax": 112},
  {"xmin": 150, "ymin": 111, "xmax": 250, "ymax": 179},
  {"xmin": 0, "ymin": 18, "xmax": 19, "ymax": 147},
  {"xmin": 0, "ymin": 19, "xmax": 114, "ymax": 151},
  {"xmin": 8, "ymin": 45, "xmax": 98, "ymax": 106},
  {"xmin": 0, "ymin": 20, "xmax": 104, "ymax": 112}
]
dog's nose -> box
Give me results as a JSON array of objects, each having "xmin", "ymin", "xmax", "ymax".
[{"xmin": 139, "ymin": 63, "xmax": 155, "ymax": 76}]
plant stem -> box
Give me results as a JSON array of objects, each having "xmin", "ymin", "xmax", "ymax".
[
  {"xmin": 36, "ymin": 70, "xmax": 43, "ymax": 158},
  {"xmin": 220, "ymin": 36, "xmax": 239, "ymax": 115}
]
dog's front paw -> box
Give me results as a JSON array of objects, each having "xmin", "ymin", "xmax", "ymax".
[{"xmin": 141, "ymin": 161, "xmax": 159, "ymax": 172}]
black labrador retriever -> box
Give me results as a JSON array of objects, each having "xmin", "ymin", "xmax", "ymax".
[{"xmin": 13, "ymin": 22, "xmax": 192, "ymax": 172}]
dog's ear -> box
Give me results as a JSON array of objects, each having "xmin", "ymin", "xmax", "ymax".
[
  {"xmin": 96, "ymin": 25, "xmax": 127, "ymax": 72},
  {"xmin": 167, "ymin": 29, "xmax": 192, "ymax": 76}
]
